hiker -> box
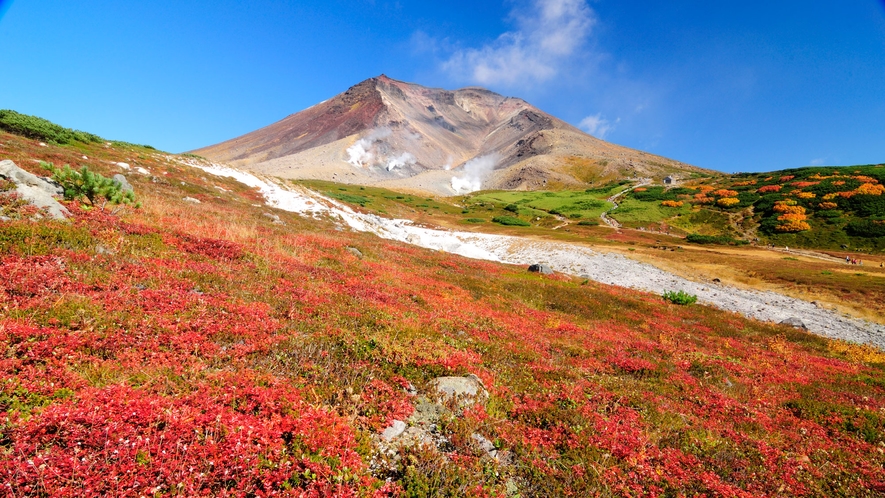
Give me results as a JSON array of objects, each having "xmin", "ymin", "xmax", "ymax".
[{"xmin": 846, "ymin": 256, "xmax": 851, "ymax": 263}]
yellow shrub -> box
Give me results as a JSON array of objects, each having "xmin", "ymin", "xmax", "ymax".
[
  {"xmin": 717, "ymin": 197, "xmax": 740, "ymax": 207},
  {"xmin": 796, "ymin": 192, "xmax": 816, "ymax": 199},
  {"xmin": 773, "ymin": 203, "xmax": 804, "ymax": 214},
  {"xmin": 661, "ymin": 200, "xmax": 683, "ymax": 207}
]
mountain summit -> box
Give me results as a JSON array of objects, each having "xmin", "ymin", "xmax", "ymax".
[{"xmin": 193, "ymin": 75, "xmax": 704, "ymax": 195}]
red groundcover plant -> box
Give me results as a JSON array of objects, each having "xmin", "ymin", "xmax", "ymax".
[{"xmin": 1, "ymin": 152, "xmax": 884, "ymax": 496}]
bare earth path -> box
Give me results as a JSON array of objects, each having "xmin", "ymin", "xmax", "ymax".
[
  {"xmin": 189, "ymin": 160, "xmax": 885, "ymax": 349},
  {"xmin": 600, "ymin": 179, "xmax": 650, "ymax": 228}
]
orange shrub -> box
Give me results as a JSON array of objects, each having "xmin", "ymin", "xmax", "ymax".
[
  {"xmin": 661, "ymin": 200, "xmax": 683, "ymax": 207},
  {"xmin": 633, "ymin": 187, "xmax": 647, "ymax": 192},
  {"xmin": 712, "ymin": 189, "xmax": 738, "ymax": 198},
  {"xmin": 779, "ymin": 175, "xmax": 795, "ymax": 182},
  {"xmin": 796, "ymin": 192, "xmax": 816, "ymax": 199},
  {"xmin": 833, "ymin": 181, "xmax": 845, "ymax": 186},
  {"xmin": 733, "ymin": 181, "xmax": 756, "ymax": 186},
  {"xmin": 818, "ymin": 202, "xmax": 838, "ymax": 209},
  {"xmin": 856, "ymin": 183, "xmax": 885, "ymax": 195},
  {"xmin": 692, "ymin": 194, "xmax": 713, "ymax": 204},
  {"xmin": 790, "ymin": 181, "xmax": 819, "ymax": 188},
  {"xmin": 852, "ymin": 175, "xmax": 879, "ymax": 184},
  {"xmin": 838, "ymin": 191, "xmax": 857, "ymax": 199},
  {"xmin": 773, "ymin": 203, "xmax": 803, "ymax": 214},
  {"xmin": 776, "ymin": 220, "xmax": 811, "ymax": 232},
  {"xmin": 777, "ymin": 213, "xmax": 808, "ymax": 222},
  {"xmin": 717, "ymin": 197, "xmax": 740, "ymax": 207},
  {"xmin": 757, "ymin": 185, "xmax": 781, "ymax": 193},
  {"xmin": 698, "ymin": 185, "xmax": 715, "ymax": 193}
]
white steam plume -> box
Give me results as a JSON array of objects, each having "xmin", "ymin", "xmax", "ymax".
[
  {"xmin": 346, "ymin": 128, "xmax": 392, "ymax": 168},
  {"xmin": 386, "ymin": 152, "xmax": 417, "ymax": 171},
  {"xmin": 451, "ymin": 154, "xmax": 500, "ymax": 194}
]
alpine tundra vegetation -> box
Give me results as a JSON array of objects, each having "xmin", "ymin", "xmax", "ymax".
[{"xmin": 1, "ymin": 112, "xmax": 884, "ymax": 496}]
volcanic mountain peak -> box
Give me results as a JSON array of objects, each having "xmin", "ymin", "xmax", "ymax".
[{"xmin": 193, "ymin": 75, "xmax": 706, "ymax": 195}]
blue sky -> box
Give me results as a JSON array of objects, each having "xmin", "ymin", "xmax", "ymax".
[{"xmin": 1, "ymin": 0, "xmax": 883, "ymax": 173}]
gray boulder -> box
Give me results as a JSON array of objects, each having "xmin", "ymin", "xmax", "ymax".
[
  {"xmin": 112, "ymin": 173, "xmax": 133, "ymax": 192},
  {"xmin": 431, "ymin": 374, "xmax": 488, "ymax": 403},
  {"xmin": 780, "ymin": 317, "xmax": 808, "ymax": 330},
  {"xmin": 528, "ymin": 263, "xmax": 553, "ymax": 275},
  {"xmin": 0, "ymin": 159, "xmax": 69, "ymax": 220},
  {"xmin": 346, "ymin": 246, "xmax": 364, "ymax": 259},
  {"xmin": 381, "ymin": 420, "xmax": 407, "ymax": 441}
]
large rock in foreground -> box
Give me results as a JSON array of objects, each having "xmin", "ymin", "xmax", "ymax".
[{"xmin": 0, "ymin": 159, "xmax": 69, "ymax": 220}]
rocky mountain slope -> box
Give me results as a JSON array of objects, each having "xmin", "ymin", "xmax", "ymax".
[{"xmin": 193, "ymin": 75, "xmax": 709, "ymax": 195}]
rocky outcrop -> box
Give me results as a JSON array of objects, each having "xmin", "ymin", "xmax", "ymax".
[{"xmin": 0, "ymin": 159, "xmax": 69, "ymax": 220}]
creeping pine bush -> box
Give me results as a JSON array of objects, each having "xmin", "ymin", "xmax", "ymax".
[
  {"xmin": 0, "ymin": 109, "xmax": 103, "ymax": 144},
  {"xmin": 492, "ymin": 215, "xmax": 531, "ymax": 226},
  {"xmin": 41, "ymin": 162, "xmax": 140, "ymax": 209},
  {"xmin": 662, "ymin": 290, "xmax": 698, "ymax": 305}
]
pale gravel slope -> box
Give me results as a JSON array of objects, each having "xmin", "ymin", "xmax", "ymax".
[{"xmin": 184, "ymin": 159, "xmax": 885, "ymax": 349}]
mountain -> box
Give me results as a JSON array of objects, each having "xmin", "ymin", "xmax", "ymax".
[{"xmin": 193, "ymin": 75, "xmax": 709, "ymax": 195}]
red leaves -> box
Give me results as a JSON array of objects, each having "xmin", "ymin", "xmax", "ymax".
[
  {"xmin": 163, "ymin": 232, "xmax": 245, "ymax": 261},
  {"xmin": 2, "ymin": 377, "xmax": 366, "ymax": 497}
]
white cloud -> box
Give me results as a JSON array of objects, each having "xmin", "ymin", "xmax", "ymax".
[
  {"xmin": 441, "ymin": 0, "xmax": 595, "ymax": 87},
  {"xmin": 579, "ymin": 113, "xmax": 617, "ymax": 139},
  {"xmin": 809, "ymin": 157, "xmax": 826, "ymax": 166}
]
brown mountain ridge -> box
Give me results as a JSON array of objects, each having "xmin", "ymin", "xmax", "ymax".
[{"xmin": 193, "ymin": 75, "xmax": 709, "ymax": 195}]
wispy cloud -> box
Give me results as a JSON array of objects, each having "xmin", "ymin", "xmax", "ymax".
[
  {"xmin": 440, "ymin": 0, "xmax": 595, "ymax": 87},
  {"xmin": 809, "ymin": 157, "xmax": 826, "ymax": 166},
  {"xmin": 579, "ymin": 113, "xmax": 617, "ymax": 139}
]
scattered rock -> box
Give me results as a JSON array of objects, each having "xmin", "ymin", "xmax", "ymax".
[
  {"xmin": 262, "ymin": 212, "xmax": 284, "ymax": 224},
  {"xmin": 117, "ymin": 162, "xmax": 130, "ymax": 170},
  {"xmin": 0, "ymin": 159, "xmax": 69, "ymax": 220},
  {"xmin": 183, "ymin": 197, "xmax": 201, "ymax": 204},
  {"xmin": 431, "ymin": 374, "xmax": 487, "ymax": 404},
  {"xmin": 136, "ymin": 167, "xmax": 150, "ymax": 175},
  {"xmin": 528, "ymin": 263, "xmax": 553, "ymax": 274},
  {"xmin": 780, "ymin": 317, "xmax": 808, "ymax": 330},
  {"xmin": 112, "ymin": 173, "xmax": 133, "ymax": 193},
  {"xmin": 381, "ymin": 420, "xmax": 407, "ymax": 441},
  {"xmin": 346, "ymin": 246, "xmax": 364, "ymax": 259},
  {"xmin": 95, "ymin": 245, "xmax": 115, "ymax": 255},
  {"xmin": 471, "ymin": 433, "xmax": 497, "ymax": 458}
]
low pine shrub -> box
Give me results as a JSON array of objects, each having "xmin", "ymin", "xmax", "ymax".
[
  {"xmin": 662, "ymin": 290, "xmax": 698, "ymax": 305},
  {"xmin": 685, "ymin": 233, "xmax": 747, "ymax": 245},
  {"xmin": 492, "ymin": 216, "xmax": 531, "ymax": 227},
  {"xmin": 0, "ymin": 109, "xmax": 103, "ymax": 144},
  {"xmin": 41, "ymin": 162, "xmax": 140, "ymax": 209}
]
